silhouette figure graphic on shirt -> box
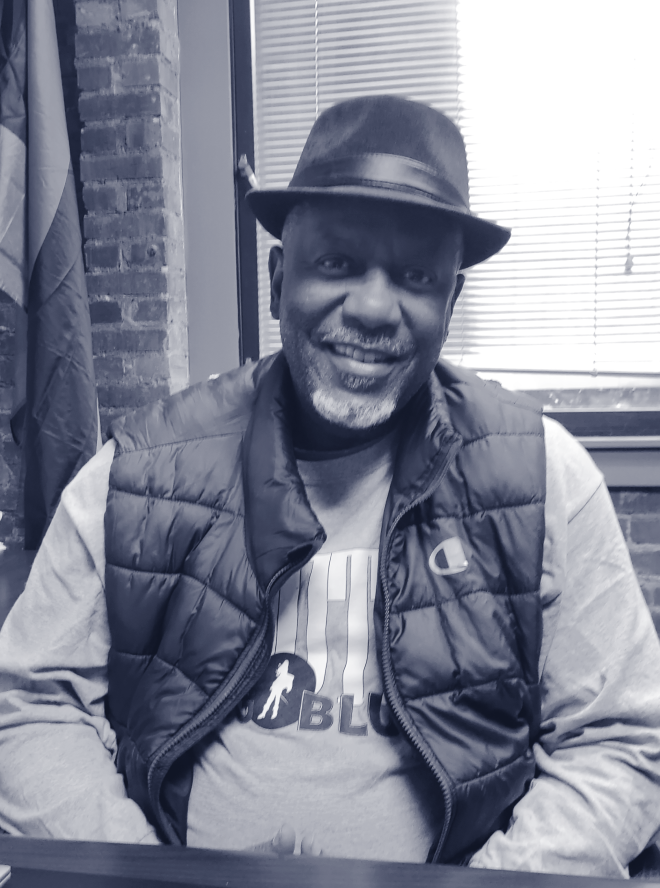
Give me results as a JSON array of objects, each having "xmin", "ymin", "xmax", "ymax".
[{"xmin": 257, "ymin": 659, "xmax": 295, "ymax": 721}]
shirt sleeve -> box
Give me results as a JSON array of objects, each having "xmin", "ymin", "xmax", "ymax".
[
  {"xmin": 470, "ymin": 417, "xmax": 660, "ymax": 878},
  {"xmin": 0, "ymin": 440, "xmax": 160, "ymax": 844}
]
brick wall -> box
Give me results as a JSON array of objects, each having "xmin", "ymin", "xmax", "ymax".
[
  {"xmin": 612, "ymin": 491, "xmax": 660, "ymax": 632},
  {"xmin": 75, "ymin": 0, "xmax": 188, "ymax": 432}
]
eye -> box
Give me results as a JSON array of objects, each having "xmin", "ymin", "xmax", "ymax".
[
  {"xmin": 403, "ymin": 267, "xmax": 435, "ymax": 287},
  {"xmin": 316, "ymin": 255, "xmax": 352, "ymax": 275}
]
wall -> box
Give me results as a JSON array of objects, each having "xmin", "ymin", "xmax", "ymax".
[
  {"xmin": 613, "ymin": 491, "xmax": 660, "ymax": 631},
  {"xmin": 76, "ymin": 0, "xmax": 188, "ymax": 432},
  {"xmin": 178, "ymin": 0, "xmax": 239, "ymax": 385}
]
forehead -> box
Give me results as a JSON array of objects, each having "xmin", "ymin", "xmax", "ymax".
[{"xmin": 284, "ymin": 196, "xmax": 461, "ymax": 260}]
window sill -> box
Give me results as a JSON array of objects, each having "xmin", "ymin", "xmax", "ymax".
[
  {"xmin": 543, "ymin": 409, "xmax": 660, "ymax": 438},
  {"xmin": 542, "ymin": 411, "xmax": 660, "ymax": 488},
  {"xmin": 578, "ymin": 447, "xmax": 660, "ymax": 488}
]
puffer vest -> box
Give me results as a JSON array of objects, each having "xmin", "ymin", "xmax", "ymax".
[{"xmin": 104, "ymin": 353, "xmax": 546, "ymax": 863}]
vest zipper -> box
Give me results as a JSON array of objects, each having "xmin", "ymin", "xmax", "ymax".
[
  {"xmin": 379, "ymin": 437, "xmax": 461, "ymax": 864},
  {"xmin": 148, "ymin": 435, "xmax": 461, "ymax": 847},
  {"xmin": 147, "ymin": 559, "xmax": 309, "ymax": 843}
]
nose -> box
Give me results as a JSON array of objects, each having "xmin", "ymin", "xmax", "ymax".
[{"xmin": 341, "ymin": 268, "xmax": 402, "ymax": 331}]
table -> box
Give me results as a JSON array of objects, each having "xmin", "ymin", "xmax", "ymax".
[{"xmin": 0, "ymin": 836, "xmax": 655, "ymax": 888}]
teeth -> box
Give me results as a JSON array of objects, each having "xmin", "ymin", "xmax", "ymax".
[{"xmin": 332, "ymin": 343, "xmax": 384, "ymax": 363}]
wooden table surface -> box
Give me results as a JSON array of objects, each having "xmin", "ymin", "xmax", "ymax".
[{"xmin": 0, "ymin": 836, "xmax": 655, "ymax": 888}]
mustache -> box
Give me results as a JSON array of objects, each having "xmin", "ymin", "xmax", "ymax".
[{"xmin": 318, "ymin": 328, "xmax": 410, "ymax": 357}]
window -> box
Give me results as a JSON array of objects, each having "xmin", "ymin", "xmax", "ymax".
[
  {"xmin": 243, "ymin": 0, "xmax": 660, "ymax": 444},
  {"xmin": 448, "ymin": 0, "xmax": 660, "ymax": 415}
]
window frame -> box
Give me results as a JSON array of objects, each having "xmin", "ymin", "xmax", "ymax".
[{"xmin": 229, "ymin": 0, "xmax": 260, "ymax": 364}]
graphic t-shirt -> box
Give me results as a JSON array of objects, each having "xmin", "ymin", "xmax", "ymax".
[{"xmin": 186, "ymin": 432, "xmax": 444, "ymax": 860}]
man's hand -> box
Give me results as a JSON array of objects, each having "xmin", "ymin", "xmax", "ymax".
[{"xmin": 248, "ymin": 823, "xmax": 322, "ymax": 856}]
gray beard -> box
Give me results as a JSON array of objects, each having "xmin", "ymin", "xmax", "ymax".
[
  {"xmin": 281, "ymin": 323, "xmax": 412, "ymax": 430},
  {"xmin": 311, "ymin": 387, "xmax": 399, "ymax": 430}
]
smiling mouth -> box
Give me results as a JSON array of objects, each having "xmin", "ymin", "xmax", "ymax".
[{"xmin": 328, "ymin": 342, "xmax": 396, "ymax": 365}]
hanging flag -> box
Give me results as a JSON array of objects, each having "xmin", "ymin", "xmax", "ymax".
[{"xmin": 0, "ymin": 0, "xmax": 98, "ymax": 549}]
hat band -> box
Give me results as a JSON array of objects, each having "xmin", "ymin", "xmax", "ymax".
[{"xmin": 290, "ymin": 153, "xmax": 469, "ymax": 211}]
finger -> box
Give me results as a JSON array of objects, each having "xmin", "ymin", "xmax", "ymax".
[
  {"xmin": 248, "ymin": 823, "xmax": 296, "ymax": 856},
  {"xmin": 301, "ymin": 833, "xmax": 323, "ymax": 856},
  {"xmin": 271, "ymin": 823, "xmax": 297, "ymax": 855}
]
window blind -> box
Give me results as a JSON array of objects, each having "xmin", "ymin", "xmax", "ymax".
[
  {"xmin": 250, "ymin": 0, "xmax": 660, "ymax": 377},
  {"xmin": 453, "ymin": 0, "xmax": 660, "ymax": 376}
]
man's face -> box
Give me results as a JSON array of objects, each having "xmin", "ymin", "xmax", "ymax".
[{"xmin": 270, "ymin": 197, "xmax": 464, "ymax": 443}]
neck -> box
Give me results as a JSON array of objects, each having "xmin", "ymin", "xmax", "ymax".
[{"xmin": 289, "ymin": 395, "xmax": 401, "ymax": 453}]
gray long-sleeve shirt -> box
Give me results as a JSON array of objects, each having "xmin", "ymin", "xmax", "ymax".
[{"xmin": 0, "ymin": 417, "xmax": 660, "ymax": 876}]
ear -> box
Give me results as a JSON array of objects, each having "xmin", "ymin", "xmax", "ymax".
[
  {"xmin": 269, "ymin": 246, "xmax": 284, "ymax": 320},
  {"xmin": 450, "ymin": 273, "xmax": 465, "ymax": 312},
  {"xmin": 441, "ymin": 274, "xmax": 465, "ymax": 349}
]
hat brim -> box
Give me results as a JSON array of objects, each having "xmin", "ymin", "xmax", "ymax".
[{"xmin": 246, "ymin": 186, "xmax": 510, "ymax": 269}]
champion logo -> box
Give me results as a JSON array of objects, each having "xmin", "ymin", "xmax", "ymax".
[{"xmin": 428, "ymin": 537, "xmax": 468, "ymax": 576}]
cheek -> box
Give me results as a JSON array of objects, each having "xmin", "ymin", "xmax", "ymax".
[
  {"xmin": 278, "ymin": 296, "xmax": 323, "ymax": 370},
  {"xmin": 407, "ymin": 300, "xmax": 453, "ymax": 355},
  {"xmin": 278, "ymin": 295, "xmax": 308, "ymax": 342},
  {"xmin": 279, "ymin": 284, "xmax": 322, "ymax": 331},
  {"xmin": 281, "ymin": 288, "xmax": 347, "ymax": 345}
]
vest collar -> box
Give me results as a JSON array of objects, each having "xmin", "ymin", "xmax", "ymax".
[
  {"xmin": 243, "ymin": 354, "xmax": 463, "ymax": 594},
  {"xmin": 387, "ymin": 367, "xmax": 463, "ymax": 521},
  {"xmin": 243, "ymin": 353, "xmax": 325, "ymax": 595}
]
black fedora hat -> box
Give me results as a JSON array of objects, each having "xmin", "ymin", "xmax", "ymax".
[{"xmin": 246, "ymin": 95, "xmax": 510, "ymax": 270}]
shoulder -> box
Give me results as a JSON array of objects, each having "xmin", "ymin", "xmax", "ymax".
[
  {"xmin": 104, "ymin": 357, "xmax": 278, "ymax": 505},
  {"xmin": 108, "ymin": 356, "xmax": 277, "ymax": 454},
  {"xmin": 435, "ymin": 360, "xmax": 544, "ymax": 440},
  {"xmin": 58, "ymin": 441, "xmax": 117, "ymax": 568},
  {"xmin": 542, "ymin": 415, "xmax": 604, "ymax": 522}
]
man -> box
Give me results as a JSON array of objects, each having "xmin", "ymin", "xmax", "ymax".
[{"xmin": 0, "ymin": 96, "xmax": 660, "ymax": 876}]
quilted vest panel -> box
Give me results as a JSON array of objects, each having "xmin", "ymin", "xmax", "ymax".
[
  {"xmin": 378, "ymin": 362, "xmax": 545, "ymax": 861},
  {"xmin": 104, "ymin": 354, "xmax": 545, "ymax": 860}
]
